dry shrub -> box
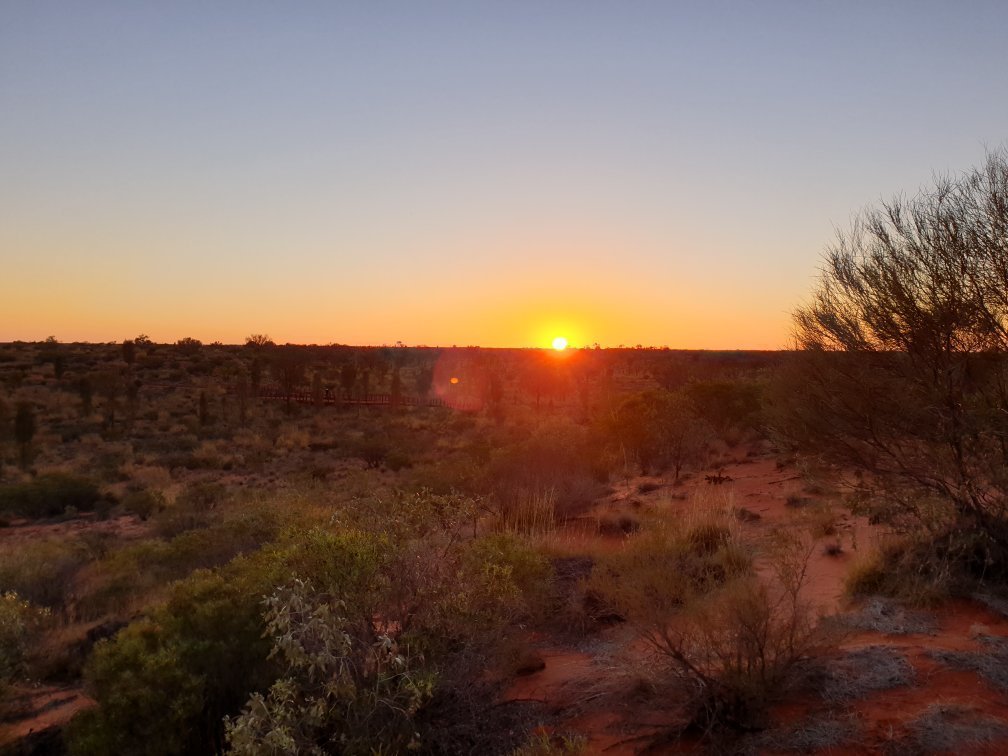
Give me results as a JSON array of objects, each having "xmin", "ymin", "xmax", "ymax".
[{"xmin": 590, "ymin": 509, "xmax": 834, "ymax": 734}]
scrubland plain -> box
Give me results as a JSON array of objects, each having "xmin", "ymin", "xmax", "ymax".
[
  {"xmin": 4, "ymin": 154, "xmax": 1008, "ymax": 755},
  {"xmin": 0, "ymin": 336, "xmax": 1006, "ymax": 755}
]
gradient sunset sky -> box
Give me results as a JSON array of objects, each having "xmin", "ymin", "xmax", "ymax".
[{"xmin": 2, "ymin": 1, "xmax": 1007, "ymax": 348}]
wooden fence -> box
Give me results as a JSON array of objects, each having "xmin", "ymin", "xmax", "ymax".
[{"xmin": 256, "ymin": 386, "xmax": 480, "ymax": 411}]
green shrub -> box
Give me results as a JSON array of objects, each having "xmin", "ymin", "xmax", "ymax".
[
  {"xmin": 226, "ymin": 579, "xmax": 435, "ymax": 755},
  {"xmin": 69, "ymin": 560, "xmax": 285, "ymax": 756},
  {"xmin": 0, "ymin": 592, "xmax": 50, "ymax": 694},
  {"xmin": 82, "ymin": 506, "xmax": 286, "ymax": 618},
  {"xmin": 71, "ymin": 492, "xmax": 551, "ymax": 755},
  {"xmin": 0, "ymin": 474, "xmax": 102, "ymax": 519}
]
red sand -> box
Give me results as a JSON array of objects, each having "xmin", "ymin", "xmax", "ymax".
[{"xmin": 502, "ymin": 449, "xmax": 1008, "ymax": 754}]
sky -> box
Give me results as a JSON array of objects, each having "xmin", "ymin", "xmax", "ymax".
[{"xmin": 2, "ymin": 1, "xmax": 1007, "ymax": 349}]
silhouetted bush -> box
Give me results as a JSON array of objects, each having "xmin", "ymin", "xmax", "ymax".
[
  {"xmin": 685, "ymin": 380, "xmax": 763, "ymax": 435},
  {"xmin": 487, "ymin": 422, "xmax": 603, "ymax": 518},
  {"xmin": 783, "ymin": 150, "xmax": 1008, "ymax": 569}
]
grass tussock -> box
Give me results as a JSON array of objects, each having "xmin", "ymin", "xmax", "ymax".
[
  {"xmin": 815, "ymin": 645, "xmax": 915, "ymax": 703},
  {"xmin": 492, "ymin": 489, "xmax": 557, "ymax": 535},
  {"xmin": 834, "ymin": 597, "xmax": 936, "ymax": 636},
  {"xmin": 928, "ymin": 633, "xmax": 1008, "ymax": 692},
  {"xmin": 898, "ymin": 704, "xmax": 1008, "ymax": 754}
]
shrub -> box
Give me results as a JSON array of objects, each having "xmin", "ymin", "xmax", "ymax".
[
  {"xmin": 69, "ymin": 560, "xmax": 284, "ymax": 756},
  {"xmin": 71, "ymin": 492, "xmax": 549, "ymax": 755},
  {"xmin": 785, "ymin": 150, "xmax": 1008, "ymax": 568},
  {"xmin": 73, "ymin": 491, "xmax": 552, "ymax": 756},
  {"xmin": 842, "ymin": 532, "xmax": 984, "ymax": 606},
  {"xmin": 0, "ymin": 474, "xmax": 102, "ymax": 519},
  {"xmin": 225, "ymin": 579, "xmax": 435, "ymax": 755},
  {"xmin": 602, "ymin": 390, "xmax": 712, "ymax": 478},
  {"xmin": 487, "ymin": 423, "xmax": 603, "ymax": 518},
  {"xmin": 0, "ymin": 537, "xmax": 89, "ymax": 610},
  {"xmin": 589, "ymin": 511, "xmax": 830, "ymax": 734},
  {"xmin": 0, "ymin": 592, "xmax": 50, "ymax": 694},
  {"xmin": 81, "ymin": 505, "xmax": 286, "ymax": 618},
  {"xmin": 120, "ymin": 488, "xmax": 165, "ymax": 521}
]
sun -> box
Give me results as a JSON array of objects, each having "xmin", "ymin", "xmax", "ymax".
[{"xmin": 551, "ymin": 336, "xmax": 568, "ymax": 351}]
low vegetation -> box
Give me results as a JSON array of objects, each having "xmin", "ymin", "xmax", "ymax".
[{"xmin": 7, "ymin": 181, "xmax": 1008, "ymax": 756}]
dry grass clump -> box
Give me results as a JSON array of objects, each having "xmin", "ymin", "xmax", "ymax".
[
  {"xmin": 753, "ymin": 713, "xmax": 861, "ymax": 753},
  {"xmin": 973, "ymin": 591, "xmax": 1008, "ymax": 619},
  {"xmin": 844, "ymin": 536, "xmax": 960, "ymax": 606},
  {"xmin": 804, "ymin": 503, "xmax": 839, "ymax": 537},
  {"xmin": 897, "ymin": 703, "xmax": 1008, "ymax": 754},
  {"xmin": 595, "ymin": 513, "xmax": 640, "ymax": 537},
  {"xmin": 492, "ymin": 489, "xmax": 557, "ymax": 535},
  {"xmin": 815, "ymin": 645, "xmax": 915, "ymax": 703},
  {"xmin": 834, "ymin": 597, "xmax": 936, "ymax": 636},
  {"xmin": 928, "ymin": 633, "xmax": 1008, "ymax": 692}
]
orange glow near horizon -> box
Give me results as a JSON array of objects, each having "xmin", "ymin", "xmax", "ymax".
[{"xmin": 0, "ymin": 249, "xmax": 792, "ymax": 349}]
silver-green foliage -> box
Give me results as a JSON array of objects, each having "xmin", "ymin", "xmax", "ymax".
[
  {"xmin": 0, "ymin": 591, "xmax": 49, "ymax": 693},
  {"xmin": 225, "ymin": 578, "xmax": 433, "ymax": 755}
]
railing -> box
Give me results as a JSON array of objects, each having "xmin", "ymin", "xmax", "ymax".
[{"xmin": 255, "ymin": 386, "xmax": 480, "ymax": 411}]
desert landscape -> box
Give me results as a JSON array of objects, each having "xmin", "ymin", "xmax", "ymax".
[
  {"xmin": 4, "ymin": 3, "xmax": 1008, "ymax": 754},
  {"xmin": 2, "ymin": 319, "xmax": 1008, "ymax": 754}
]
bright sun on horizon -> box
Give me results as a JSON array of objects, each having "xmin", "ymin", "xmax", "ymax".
[{"xmin": 552, "ymin": 336, "xmax": 568, "ymax": 351}]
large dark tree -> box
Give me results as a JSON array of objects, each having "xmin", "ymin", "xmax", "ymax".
[{"xmin": 783, "ymin": 150, "xmax": 1008, "ymax": 561}]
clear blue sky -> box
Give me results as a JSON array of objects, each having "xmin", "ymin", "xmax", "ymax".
[{"xmin": 2, "ymin": 1, "xmax": 1006, "ymax": 347}]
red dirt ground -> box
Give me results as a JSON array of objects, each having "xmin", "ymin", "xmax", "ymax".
[{"xmin": 502, "ymin": 449, "xmax": 1008, "ymax": 754}]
